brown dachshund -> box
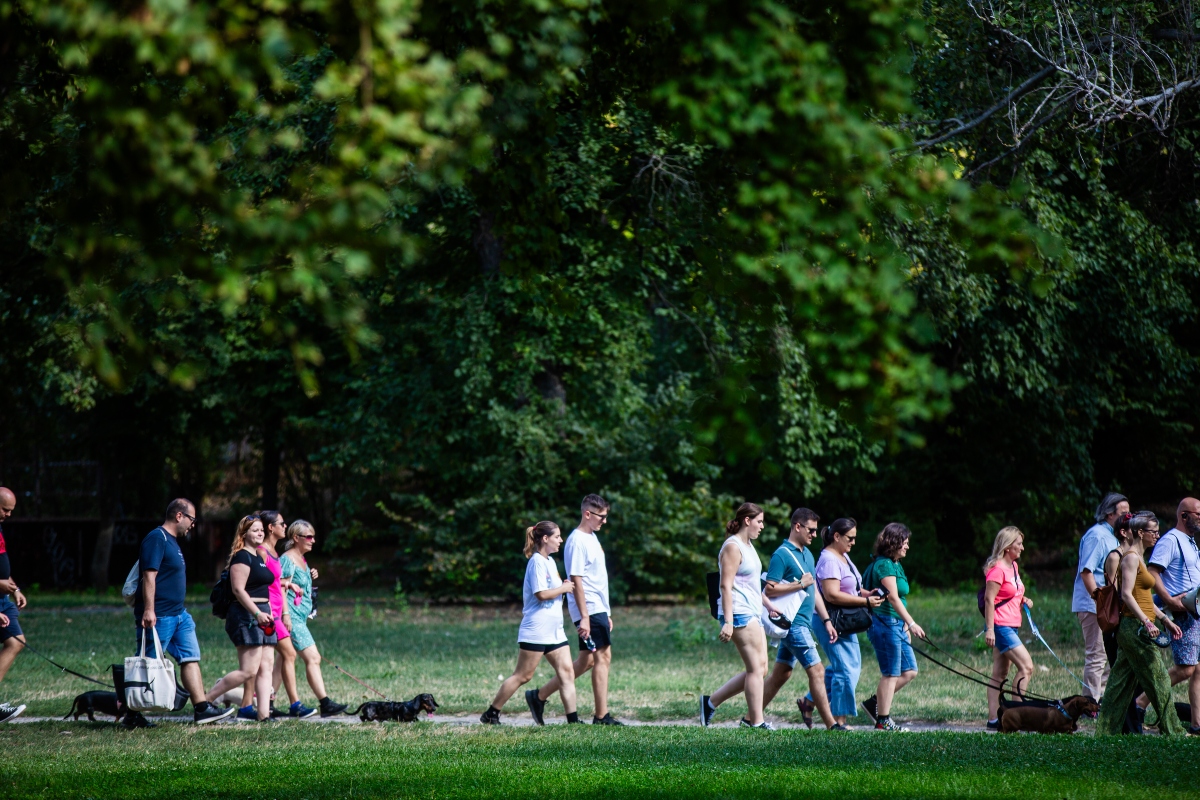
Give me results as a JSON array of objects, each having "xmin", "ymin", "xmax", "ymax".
[{"xmin": 1000, "ymin": 695, "xmax": 1099, "ymax": 733}]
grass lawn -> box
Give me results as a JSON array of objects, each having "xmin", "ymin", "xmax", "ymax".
[{"xmin": 0, "ymin": 590, "xmax": 1197, "ymax": 798}]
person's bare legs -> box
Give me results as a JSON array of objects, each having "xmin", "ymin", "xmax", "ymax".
[
  {"xmin": 589, "ymin": 646, "xmax": 612, "ymax": 718},
  {"xmin": 180, "ymin": 662, "xmax": 205, "ymax": 705},
  {"xmin": 255, "ymin": 646, "xmax": 275, "ymax": 720},
  {"xmin": 876, "ymin": 670, "xmax": 916, "ymax": 717},
  {"xmin": 538, "ymin": 650, "xmax": 594, "ymax": 703},
  {"xmin": 298, "ymin": 645, "xmax": 329, "ymax": 699},
  {"xmin": 732, "ymin": 623, "xmax": 768, "ymax": 725},
  {"xmin": 987, "ymin": 648, "xmax": 1008, "ymax": 721},
  {"xmin": 544, "ymin": 647, "xmax": 577, "ymax": 713},
  {"xmin": 1137, "ymin": 663, "xmax": 1197, "ymax": 725},
  {"xmin": 761, "ymin": 662, "xmax": 792, "ymax": 706},
  {"xmin": 490, "ymin": 649, "xmax": 544, "ymax": 711},
  {"xmin": 206, "ymin": 646, "xmax": 263, "ymax": 703},
  {"xmin": 988, "ymin": 645, "xmax": 1033, "ymax": 720},
  {"xmin": 273, "ymin": 637, "xmax": 299, "ymax": 704},
  {"xmin": 804, "ymin": 663, "xmax": 834, "ymax": 727},
  {"xmin": 0, "ymin": 635, "xmax": 24, "ymax": 683}
]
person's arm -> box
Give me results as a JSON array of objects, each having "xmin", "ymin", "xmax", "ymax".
[
  {"xmin": 1119, "ymin": 556, "xmax": 1159, "ymax": 637},
  {"xmin": 535, "ymin": 579, "xmax": 574, "ymax": 601},
  {"xmin": 1148, "ymin": 563, "xmax": 1185, "ymax": 613},
  {"xmin": 811, "ymin": 585, "xmax": 838, "ymax": 644},
  {"xmin": 141, "ymin": 570, "xmax": 158, "ymax": 629},
  {"xmin": 821, "ymin": 577, "xmax": 879, "ymax": 608},
  {"xmin": 1080, "ymin": 569, "xmax": 1099, "ymax": 597},
  {"xmin": 983, "ymin": 579, "xmax": 1000, "ymax": 647},
  {"xmin": 880, "ymin": 575, "xmax": 925, "ymax": 639},
  {"xmin": 229, "ymin": 560, "xmax": 271, "ymax": 623},
  {"xmin": 764, "ymin": 579, "xmax": 805, "ymax": 598},
  {"xmin": 718, "ymin": 543, "xmax": 740, "ymax": 642},
  {"xmin": 0, "ymin": 578, "xmax": 17, "ymax": 595}
]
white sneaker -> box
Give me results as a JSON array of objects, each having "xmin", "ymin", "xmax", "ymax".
[{"xmin": 0, "ymin": 703, "xmax": 26, "ymax": 723}]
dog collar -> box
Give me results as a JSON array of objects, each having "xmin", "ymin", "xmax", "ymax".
[{"xmin": 1052, "ymin": 701, "xmax": 1070, "ymax": 719}]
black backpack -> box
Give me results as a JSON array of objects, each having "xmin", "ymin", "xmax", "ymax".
[{"xmin": 210, "ymin": 569, "xmax": 234, "ymax": 619}]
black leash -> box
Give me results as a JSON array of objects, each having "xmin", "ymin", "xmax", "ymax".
[
  {"xmin": 910, "ymin": 641, "xmax": 1060, "ymax": 704},
  {"xmin": 18, "ymin": 640, "xmax": 114, "ymax": 688}
]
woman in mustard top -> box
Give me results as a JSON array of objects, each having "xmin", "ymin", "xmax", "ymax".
[{"xmin": 1097, "ymin": 511, "xmax": 1185, "ymax": 735}]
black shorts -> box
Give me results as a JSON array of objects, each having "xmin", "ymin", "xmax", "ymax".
[
  {"xmin": 519, "ymin": 641, "xmax": 568, "ymax": 653},
  {"xmin": 573, "ymin": 612, "xmax": 612, "ymax": 650},
  {"xmin": 225, "ymin": 602, "xmax": 278, "ymax": 647}
]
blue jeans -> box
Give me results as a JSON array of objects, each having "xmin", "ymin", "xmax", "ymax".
[
  {"xmin": 135, "ymin": 610, "xmax": 202, "ymax": 664},
  {"xmin": 994, "ymin": 624, "xmax": 1022, "ymax": 655},
  {"xmin": 0, "ymin": 596, "xmax": 22, "ymax": 641},
  {"xmin": 814, "ymin": 611, "xmax": 861, "ymax": 716},
  {"xmin": 867, "ymin": 615, "xmax": 917, "ymax": 677}
]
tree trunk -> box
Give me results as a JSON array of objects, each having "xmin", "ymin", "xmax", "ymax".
[
  {"xmin": 261, "ymin": 412, "xmax": 281, "ymax": 511},
  {"xmin": 90, "ymin": 464, "xmax": 116, "ymax": 590}
]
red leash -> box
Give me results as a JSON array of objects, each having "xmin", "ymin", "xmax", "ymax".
[{"xmin": 332, "ymin": 664, "xmax": 389, "ymax": 700}]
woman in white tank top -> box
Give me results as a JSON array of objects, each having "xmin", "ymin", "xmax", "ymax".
[{"xmin": 702, "ymin": 502, "xmax": 774, "ymax": 729}]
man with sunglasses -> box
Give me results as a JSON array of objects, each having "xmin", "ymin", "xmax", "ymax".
[
  {"xmin": 527, "ymin": 494, "xmax": 623, "ymax": 725},
  {"xmin": 130, "ymin": 498, "xmax": 235, "ymax": 726},
  {"xmin": 1137, "ymin": 497, "xmax": 1200, "ymax": 733}
]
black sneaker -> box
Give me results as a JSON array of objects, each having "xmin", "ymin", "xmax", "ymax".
[
  {"xmin": 700, "ymin": 695, "xmax": 716, "ymax": 728},
  {"xmin": 0, "ymin": 703, "xmax": 25, "ymax": 723},
  {"xmin": 1132, "ymin": 705, "xmax": 1146, "ymax": 735},
  {"xmin": 593, "ymin": 713, "xmax": 624, "ymax": 726},
  {"xmin": 739, "ymin": 718, "xmax": 775, "ymax": 730},
  {"xmin": 874, "ymin": 717, "xmax": 909, "ymax": 732},
  {"xmin": 319, "ymin": 698, "xmax": 348, "ymax": 718},
  {"xmin": 861, "ymin": 695, "xmax": 878, "ymax": 724},
  {"xmin": 1188, "ymin": 725, "xmax": 1200, "ymax": 737},
  {"xmin": 258, "ymin": 716, "xmax": 280, "ymax": 724},
  {"xmin": 986, "ymin": 719, "xmax": 1001, "ymax": 731},
  {"xmin": 829, "ymin": 723, "xmax": 850, "ymax": 731},
  {"xmin": 269, "ymin": 704, "xmax": 287, "ymax": 719},
  {"xmin": 480, "ymin": 708, "xmax": 501, "ymax": 725},
  {"xmin": 525, "ymin": 689, "xmax": 546, "ymax": 726},
  {"xmin": 194, "ymin": 704, "xmax": 236, "ymax": 725},
  {"xmin": 122, "ymin": 711, "xmax": 156, "ymax": 729}
]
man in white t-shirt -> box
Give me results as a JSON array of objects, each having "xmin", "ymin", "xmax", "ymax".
[{"xmin": 526, "ymin": 494, "xmax": 623, "ymax": 725}]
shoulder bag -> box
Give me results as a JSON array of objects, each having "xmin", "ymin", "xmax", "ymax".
[
  {"xmin": 821, "ymin": 559, "xmax": 872, "ymax": 636},
  {"xmin": 1093, "ymin": 549, "xmax": 1122, "ymax": 633}
]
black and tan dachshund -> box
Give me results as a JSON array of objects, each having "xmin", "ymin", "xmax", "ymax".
[
  {"xmin": 352, "ymin": 693, "xmax": 439, "ymax": 722},
  {"xmin": 1000, "ymin": 695, "xmax": 1099, "ymax": 733},
  {"xmin": 65, "ymin": 691, "xmax": 126, "ymax": 723}
]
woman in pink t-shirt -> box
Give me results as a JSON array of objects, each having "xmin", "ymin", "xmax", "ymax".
[{"xmin": 982, "ymin": 526, "xmax": 1035, "ymax": 728}]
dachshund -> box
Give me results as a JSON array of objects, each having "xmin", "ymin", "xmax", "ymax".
[
  {"xmin": 66, "ymin": 691, "xmax": 126, "ymax": 723},
  {"xmin": 352, "ymin": 693, "xmax": 439, "ymax": 722},
  {"xmin": 1000, "ymin": 695, "xmax": 1099, "ymax": 733}
]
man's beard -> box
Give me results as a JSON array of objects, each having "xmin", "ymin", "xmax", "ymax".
[{"xmin": 1186, "ymin": 518, "xmax": 1200, "ymax": 537}]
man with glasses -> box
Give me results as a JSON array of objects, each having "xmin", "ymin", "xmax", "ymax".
[
  {"xmin": 1137, "ymin": 497, "xmax": 1200, "ymax": 733},
  {"xmin": 1072, "ymin": 492, "xmax": 1128, "ymax": 701},
  {"xmin": 129, "ymin": 498, "xmax": 235, "ymax": 727},
  {"xmin": 527, "ymin": 494, "xmax": 623, "ymax": 725},
  {"xmin": 703, "ymin": 507, "xmax": 839, "ymax": 729}
]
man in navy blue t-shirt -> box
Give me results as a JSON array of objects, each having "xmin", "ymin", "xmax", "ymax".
[
  {"xmin": 129, "ymin": 498, "xmax": 233, "ymax": 726},
  {"xmin": 0, "ymin": 486, "xmax": 27, "ymax": 722}
]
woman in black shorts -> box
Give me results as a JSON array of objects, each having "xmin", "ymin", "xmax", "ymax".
[
  {"xmin": 204, "ymin": 515, "xmax": 278, "ymax": 721},
  {"xmin": 480, "ymin": 522, "xmax": 579, "ymax": 724}
]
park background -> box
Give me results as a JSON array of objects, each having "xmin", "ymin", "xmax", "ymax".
[{"xmin": 2, "ymin": 2, "xmax": 1200, "ymax": 605}]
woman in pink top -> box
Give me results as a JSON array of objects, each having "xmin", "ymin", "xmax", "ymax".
[{"xmin": 982, "ymin": 526, "xmax": 1035, "ymax": 728}]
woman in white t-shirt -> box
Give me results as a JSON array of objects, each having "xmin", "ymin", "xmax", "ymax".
[{"xmin": 480, "ymin": 522, "xmax": 581, "ymax": 725}]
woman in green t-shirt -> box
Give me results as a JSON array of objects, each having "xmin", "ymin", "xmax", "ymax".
[{"xmin": 862, "ymin": 523, "xmax": 926, "ymax": 731}]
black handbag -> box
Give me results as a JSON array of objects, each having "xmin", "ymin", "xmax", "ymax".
[{"xmin": 822, "ymin": 561, "xmax": 872, "ymax": 636}]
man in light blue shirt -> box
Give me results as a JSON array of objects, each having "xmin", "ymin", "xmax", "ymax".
[
  {"xmin": 1138, "ymin": 497, "xmax": 1200, "ymax": 732},
  {"xmin": 1071, "ymin": 492, "xmax": 1127, "ymax": 701}
]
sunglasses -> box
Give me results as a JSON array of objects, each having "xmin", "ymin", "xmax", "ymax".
[{"xmin": 296, "ymin": 534, "xmax": 316, "ymax": 541}]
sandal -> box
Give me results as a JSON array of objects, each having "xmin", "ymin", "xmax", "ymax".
[{"xmin": 795, "ymin": 696, "xmax": 814, "ymax": 729}]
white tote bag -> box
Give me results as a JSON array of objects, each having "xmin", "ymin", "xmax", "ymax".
[
  {"xmin": 760, "ymin": 547, "xmax": 810, "ymax": 640},
  {"xmin": 124, "ymin": 626, "xmax": 178, "ymax": 712}
]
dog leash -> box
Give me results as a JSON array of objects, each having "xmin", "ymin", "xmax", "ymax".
[
  {"xmin": 1024, "ymin": 608, "xmax": 1089, "ymax": 694},
  {"xmin": 333, "ymin": 664, "xmax": 389, "ymax": 700},
  {"xmin": 19, "ymin": 640, "xmax": 114, "ymax": 688},
  {"xmin": 910, "ymin": 641, "xmax": 1060, "ymax": 704}
]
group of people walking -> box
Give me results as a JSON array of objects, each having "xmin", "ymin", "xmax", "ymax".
[
  {"xmin": 126, "ymin": 500, "xmax": 348, "ymax": 727},
  {"xmin": 1072, "ymin": 494, "xmax": 1200, "ymax": 736},
  {"xmin": 0, "ymin": 485, "xmax": 1195, "ymax": 735}
]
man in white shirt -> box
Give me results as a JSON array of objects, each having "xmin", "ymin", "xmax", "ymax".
[
  {"xmin": 526, "ymin": 494, "xmax": 623, "ymax": 725},
  {"xmin": 1071, "ymin": 492, "xmax": 1127, "ymax": 701}
]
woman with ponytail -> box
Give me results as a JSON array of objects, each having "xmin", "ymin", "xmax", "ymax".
[
  {"xmin": 700, "ymin": 503, "xmax": 778, "ymax": 730},
  {"xmin": 982, "ymin": 526, "xmax": 1034, "ymax": 729},
  {"xmin": 480, "ymin": 522, "xmax": 580, "ymax": 725}
]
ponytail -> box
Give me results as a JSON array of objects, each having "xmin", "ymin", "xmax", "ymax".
[
  {"xmin": 822, "ymin": 517, "xmax": 857, "ymax": 546},
  {"xmin": 725, "ymin": 502, "xmax": 764, "ymax": 536},
  {"xmin": 523, "ymin": 521, "xmax": 560, "ymax": 558}
]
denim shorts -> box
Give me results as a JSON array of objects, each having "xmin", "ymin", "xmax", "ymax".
[
  {"xmin": 994, "ymin": 624, "xmax": 1023, "ymax": 654},
  {"xmin": 0, "ymin": 596, "xmax": 22, "ymax": 642},
  {"xmin": 718, "ymin": 613, "xmax": 756, "ymax": 628},
  {"xmin": 866, "ymin": 615, "xmax": 917, "ymax": 677},
  {"xmin": 777, "ymin": 622, "xmax": 822, "ymax": 669},
  {"xmin": 134, "ymin": 610, "xmax": 201, "ymax": 664}
]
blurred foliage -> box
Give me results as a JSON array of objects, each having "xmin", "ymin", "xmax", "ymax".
[{"xmin": 5, "ymin": 0, "xmax": 1198, "ymax": 597}]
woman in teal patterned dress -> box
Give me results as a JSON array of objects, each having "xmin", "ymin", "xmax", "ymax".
[{"xmin": 278, "ymin": 520, "xmax": 348, "ymax": 717}]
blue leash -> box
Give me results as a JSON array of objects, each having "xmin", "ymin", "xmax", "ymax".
[{"xmin": 1024, "ymin": 607, "xmax": 1089, "ymax": 693}]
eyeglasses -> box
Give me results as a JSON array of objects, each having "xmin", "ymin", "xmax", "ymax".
[
  {"xmin": 805, "ymin": 526, "xmax": 818, "ymax": 534},
  {"xmin": 843, "ymin": 536, "xmax": 857, "ymax": 543},
  {"xmin": 180, "ymin": 512, "xmax": 196, "ymax": 523},
  {"xmin": 297, "ymin": 534, "xmax": 316, "ymax": 541},
  {"xmin": 588, "ymin": 512, "xmax": 608, "ymax": 521}
]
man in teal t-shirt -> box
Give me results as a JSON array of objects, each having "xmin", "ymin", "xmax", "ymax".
[{"xmin": 763, "ymin": 508, "xmax": 838, "ymax": 729}]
